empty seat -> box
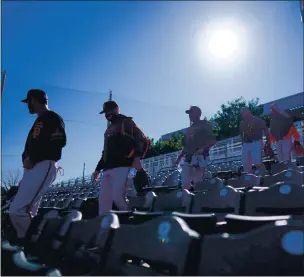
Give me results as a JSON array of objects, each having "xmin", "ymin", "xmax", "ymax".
[
  {"xmin": 13, "ymin": 210, "xmax": 82, "ymax": 274},
  {"xmin": 198, "ymin": 218, "xmax": 304, "ymax": 275},
  {"xmin": 163, "ymin": 170, "xmax": 181, "ymax": 187},
  {"xmin": 128, "ymin": 191, "xmax": 156, "ymax": 212},
  {"xmin": 263, "ymin": 170, "xmax": 304, "ymax": 187},
  {"xmin": 79, "ymin": 198, "xmax": 98, "ymax": 218},
  {"xmin": 153, "ymin": 189, "xmax": 193, "ymax": 213},
  {"xmin": 171, "ymin": 212, "xmax": 217, "ymax": 234},
  {"xmin": 194, "ymin": 177, "xmax": 224, "ymax": 191},
  {"xmin": 245, "ymin": 182, "xmax": 304, "ymax": 216},
  {"xmin": 227, "ymin": 174, "xmax": 261, "ymax": 189},
  {"xmin": 224, "ymin": 214, "xmax": 292, "ymax": 233},
  {"xmin": 56, "ymin": 214, "xmax": 119, "ymax": 275},
  {"xmin": 129, "ymin": 211, "xmax": 164, "ymax": 224},
  {"xmin": 104, "ymin": 215, "xmax": 200, "ymax": 275},
  {"xmin": 271, "ymin": 161, "xmax": 302, "ymax": 174},
  {"xmin": 192, "ymin": 186, "xmax": 242, "ymax": 219}
]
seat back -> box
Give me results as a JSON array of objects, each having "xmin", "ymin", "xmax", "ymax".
[
  {"xmin": 192, "ymin": 186, "xmax": 242, "ymax": 217},
  {"xmin": 227, "ymin": 174, "xmax": 261, "ymax": 189},
  {"xmin": 128, "ymin": 191, "xmax": 156, "ymax": 212},
  {"xmin": 198, "ymin": 218, "xmax": 304, "ymax": 275},
  {"xmin": 245, "ymin": 182, "xmax": 304, "ymax": 216},
  {"xmin": 271, "ymin": 161, "xmax": 301, "ymax": 174},
  {"xmin": 263, "ymin": 170, "xmax": 304, "ymax": 187},
  {"xmin": 153, "ymin": 189, "xmax": 193, "ymax": 213},
  {"xmin": 105, "ymin": 215, "xmax": 200, "ymax": 275},
  {"xmin": 194, "ymin": 177, "xmax": 224, "ymax": 191}
]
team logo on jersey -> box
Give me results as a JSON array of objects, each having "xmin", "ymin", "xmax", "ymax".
[{"xmin": 32, "ymin": 121, "xmax": 43, "ymax": 138}]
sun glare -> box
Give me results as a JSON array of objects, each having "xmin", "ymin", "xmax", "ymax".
[{"xmin": 208, "ymin": 30, "xmax": 238, "ymax": 59}]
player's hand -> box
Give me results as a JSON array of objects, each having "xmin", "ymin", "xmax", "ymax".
[
  {"xmin": 23, "ymin": 157, "xmax": 33, "ymax": 170},
  {"xmin": 132, "ymin": 157, "xmax": 142, "ymax": 170}
]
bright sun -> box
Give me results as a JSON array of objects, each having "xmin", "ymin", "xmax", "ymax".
[{"xmin": 208, "ymin": 30, "xmax": 238, "ymax": 59}]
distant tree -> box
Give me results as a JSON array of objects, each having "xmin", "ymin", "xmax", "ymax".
[
  {"xmin": 145, "ymin": 133, "xmax": 185, "ymax": 158},
  {"xmin": 211, "ymin": 97, "xmax": 264, "ymax": 140},
  {"xmin": 1, "ymin": 169, "xmax": 22, "ymax": 191}
]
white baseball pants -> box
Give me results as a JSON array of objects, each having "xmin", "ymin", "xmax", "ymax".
[
  {"xmin": 276, "ymin": 138, "xmax": 293, "ymax": 162},
  {"xmin": 9, "ymin": 160, "xmax": 57, "ymax": 238},
  {"xmin": 98, "ymin": 167, "xmax": 130, "ymax": 216}
]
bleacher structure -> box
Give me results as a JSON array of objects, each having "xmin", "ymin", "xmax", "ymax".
[{"xmin": 1, "ymin": 157, "xmax": 304, "ymax": 276}]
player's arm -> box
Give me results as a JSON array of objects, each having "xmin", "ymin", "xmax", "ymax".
[
  {"xmin": 95, "ymin": 150, "xmax": 105, "ymax": 172},
  {"xmin": 239, "ymin": 121, "xmax": 244, "ymax": 143},
  {"xmin": 125, "ymin": 119, "xmax": 149, "ymax": 158},
  {"xmin": 261, "ymin": 119, "xmax": 270, "ymax": 144}
]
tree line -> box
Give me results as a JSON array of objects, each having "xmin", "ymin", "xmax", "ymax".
[{"xmin": 145, "ymin": 97, "xmax": 265, "ymax": 158}]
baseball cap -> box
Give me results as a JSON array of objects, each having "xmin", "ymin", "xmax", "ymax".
[
  {"xmin": 99, "ymin": 100, "xmax": 119, "ymax": 114},
  {"xmin": 185, "ymin": 106, "xmax": 202, "ymax": 116},
  {"xmin": 21, "ymin": 89, "xmax": 48, "ymax": 103}
]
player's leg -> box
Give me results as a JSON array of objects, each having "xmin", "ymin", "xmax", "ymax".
[
  {"xmin": 251, "ymin": 140, "xmax": 264, "ymax": 175},
  {"xmin": 98, "ymin": 170, "xmax": 113, "ymax": 216},
  {"xmin": 242, "ymin": 142, "xmax": 252, "ymax": 173},
  {"xmin": 278, "ymin": 138, "xmax": 293, "ymax": 162},
  {"xmin": 111, "ymin": 167, "xmax": 130, "ymax": 211},
  {"xmin": 181, "ymin": 162, "xmax": 192, "ymax": 190},
  {"xmin": 9, "ymin": 160, "xmax": 57, "ymax": 239}
]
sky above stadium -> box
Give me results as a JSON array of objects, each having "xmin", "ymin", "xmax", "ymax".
[{"xmin": 2, "ymin": 1, "xmax": 303, "ymax": 181}]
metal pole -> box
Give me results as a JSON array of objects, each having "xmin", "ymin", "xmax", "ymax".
[
  {"xmin": 82, "ymin": 162, "xmax": 86, "ymax": 185},
  {"xmin": 1, "ymin": 70, "xmax": 6, "ymax": 98}
]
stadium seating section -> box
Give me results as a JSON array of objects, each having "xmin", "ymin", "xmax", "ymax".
[{"xmin": 1, "ymin": 158, "xmax": 304, "ymax": 276}]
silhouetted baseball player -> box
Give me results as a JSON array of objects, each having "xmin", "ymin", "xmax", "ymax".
[
  {"xmin": 93, "ymin": 100, "xmax": 149, "ymax": 216},
  {"xmin": 9, "ymin": 89, "xmax": 66, "ymax": 245}
]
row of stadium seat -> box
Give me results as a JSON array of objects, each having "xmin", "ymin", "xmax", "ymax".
[
  {"xmin": 36, "ymin": 179, "xmax": 304, "ymax": 222},
  {"xmin": 2, "ymin": 209, "xmax": 304, "ymax": 276}
]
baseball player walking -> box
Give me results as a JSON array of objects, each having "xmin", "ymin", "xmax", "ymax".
[
  {"xmin": 93, "ymin": 100, "xmax": 149, "ymax": 216},
  {"xmin": 239, "ymin": 107, "xmax": 270, "ymax": 175},
  {"xmin": 175, "ymin": 106, "xmax": 216, "ymax": 190},
  {"xmin": 269, "ymin": 104, "xmax": 300, "ymax": 162},
  {"xmin": 9, "ymin": 89, "xmax": 66, "ymax": 245}
]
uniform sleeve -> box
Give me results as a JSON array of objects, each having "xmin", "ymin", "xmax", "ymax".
[
  {"xmin": 95, "ymin": 150, "xmax": 105, "ymax": 172},
  {"xmin": 124, "ymin": 119, "xmax": 150, "ymax": 158},
  {"xmin": 204, "ymin": 122, "xmax": 216, "ymax": 141}
]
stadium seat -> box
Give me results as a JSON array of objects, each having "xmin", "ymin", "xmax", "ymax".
[
  {"xmin": 192, "ymin": 186, "xmax": 242, "ymax": 219},
  {"xmin": 153, "ymin": 189, "xmax": 193, "ymax": 213},
  {"xmin": 1, "ymin": 211, "xmax": 59, "ymax": 276},
  {"xmin": 245, "ymin": 182, "xmax": 304, "ymax": 216},
  {"xmin": 263, "ymin": 170, "xmax": 304, "ymax": 187},
  {"xmin": 171, "ymin": 212, "xmax": 217, "ymax": 234},
  {"xmin": 79, "ymin": 198, "xmax": 99, "ymax": 218},
  {"xmin": 128, "ymin": 191, "xmax": 156, "ymax": 212},
  {"xmin": 128, "ymin": 211, "xmax": 164, "ymax": 224},
  {"xmin": 198, "ymin": 217, "xmax": 304, "ymax": 275},
  {"xmin": 227, "ymin": 174, "xmax": 261, "ymax": 189},
  {"xmin": 224, "ymin": 214, "xmax": 291, "ymax": 233},
  {"xmin": 296, "ymin": 156, "xmax": 304, "ymax": 166},
  {"xmin": 54, "ymin": 214, "xmax": 119, "ymax": 275},
  {"xmin": 271, "ymin": 161, "xmax": 302, "ymax": 174},
  {"xmin": 194, "ymin": 177, "xmax": 225, "ymax": 192},
  {"xmin": 163, "ymin": 170, "xmax": 181, "ymax": 187},
  {"xmin": 104, "ymin": 215, "xmax": 200, "ymax": 275},
  {"xmin": 12, "ymin": 210, "xmax": 82, "ymax": 275}
]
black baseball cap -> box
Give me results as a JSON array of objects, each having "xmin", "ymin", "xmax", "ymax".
[
  {"xmin": 100, "ymin": 100, "xmax": 119, "ymax": 114},
  {"xmin": 185, "ymin": 106, "xmax": 202, "ymax": 116},
  {"xmin": 21, "ymin": 89, "xmax": 48, "ymax": 103}
]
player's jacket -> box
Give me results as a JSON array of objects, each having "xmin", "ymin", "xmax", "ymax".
[
  {"xmin": 22, "ymin": 110, "xmax": 66, "ymax": 165},
  {"xmin": 95, "ymin": 114, "xmax": 149, "ymax": 171}
]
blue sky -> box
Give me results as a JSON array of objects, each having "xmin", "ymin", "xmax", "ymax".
[{"xmin": 2, "ymin": 1, "xmax": 303, "ymax": 181}]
